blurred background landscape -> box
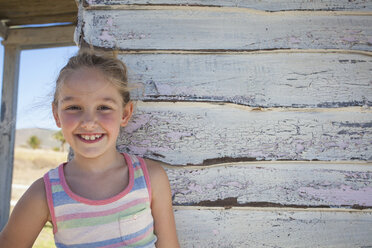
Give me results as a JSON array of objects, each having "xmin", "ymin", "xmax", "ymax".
[{"xmin": 16, "ymin": 128, "xmax": 68, "ymax": 150}]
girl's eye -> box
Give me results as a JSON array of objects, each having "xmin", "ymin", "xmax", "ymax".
[
  {"xmin": 98, "ymin": 105, "xmax": 112, "ymax": 111},
  {"xmin": 66, "ymin": 106, "xmax": 80, "ymax": 111}
]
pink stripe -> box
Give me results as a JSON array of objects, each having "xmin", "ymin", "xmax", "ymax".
[
  {"xmin": 56, "ymin": 197, "xmax": 149, "ymax": 222},
  {"xmin": 124, "ymin": 226, "xmax": 154, "ymax": 245},
  {"xmin": 59, "ymin": 153, "xmax": 134, "ymax": 205},
  {"xmin": 43, "ymin": 171, "xmax": 58, "ymax": 234},
  {"xmin": 138, "ymin": 157, "xmax": 152, "ymax": 205},
  {"xmin": 102, "ymin": 226, "xmax": 154, "ymax": 248}
]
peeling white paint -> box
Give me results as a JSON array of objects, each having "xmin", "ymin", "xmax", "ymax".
[
  {"xmin": 175, "ymin": 208, "xmax": 372, "ymax": 247},
  {"xmin": 86, "ymin": 0, "xmax": 372, "ymax": 12},
  {"xmin": 119, "ymin": 53, "xmax": 372, "ymax": 107},
  {"xmin": 117, "ymin": 102, "xmax": 372, "ymax": 165},
  {"xmin": 81, "ymin": 9, "xmax": 372, "ymax": 51}
]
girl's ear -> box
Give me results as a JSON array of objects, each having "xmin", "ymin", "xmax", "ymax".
[
  {"xmin": 52, "ymin": 104, "xmax": 61, "ymax": 128},
  {"xmin": 120, "ymin": 101, "xmax": 134, "ymax": 127}
]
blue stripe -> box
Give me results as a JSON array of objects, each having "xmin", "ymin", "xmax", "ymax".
[
  {"xmin": 50, "ymin": 178, "xmax": 60, "ymax": 183},
  {"xmin": 132, "ymin": 176, "xmax": 147, "ymax": 191},
  {"xmin": 53, "ymin": 191, "xmax": 78, "ymax": 207},
  {"xmin": 55, "ymin": 223, "xmax": 155, "ymax": 248},
  {"xmin": 55, "ymin": 237, "xmax": 122, "ymax": 248},
  {"xmin": 121, "ymin": 222, "xmax": 154, "ymax": 241},
  {"xmin": 132, "ymin": 161, "xmax": 141, "ymax": 168}
]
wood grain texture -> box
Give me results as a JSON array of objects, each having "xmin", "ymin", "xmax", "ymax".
[
  {"xmin": 166, "ymin": 162, "xmax": 372, "ymax": 208},
  {"xmin": 0, "ymin": 0, "xmax": 77, "ymax": 26},
  {"xmin": 81, "ymin": 9, "xmax": 372, "ymax": 51},
  {"xmin": 86, "ymin": 0, "xmax": 372, "ymax": 11},
  {"xmin": 117, "ymin": 102, "xmax": 372, "ymax": 165},
  {"xmin": 3, "ymin": 25, "xmax": 76, "ymax": 49},
  {"xmin": 120, "ymin": 52, "xmax": 372, "ymax": 107},
  {"xmin": 0, "ymin": 45, "xmax": 20, "ymax": 230},
  {"xmin": 174, "ymin": 207, "xmax": 372, "ymax": 247},
  {"xmin": 5, "ymin": 13, "xmax": 77, "ymax": 27}
]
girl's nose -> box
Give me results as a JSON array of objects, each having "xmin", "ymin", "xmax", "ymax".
[{"xmin": 81, "ymin": 112, "xmax": 97, "ymax": 129}]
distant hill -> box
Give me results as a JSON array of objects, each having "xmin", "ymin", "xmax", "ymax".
[{"xmin": 15, "ymin": 128, "xmax": 68, "ymax": 150}]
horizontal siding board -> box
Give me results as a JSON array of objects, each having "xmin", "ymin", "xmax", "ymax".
[
  {"xmin": 121, "ymin": 53, "xmax": 372, "ymax": 107},
  {"xmin": 117, "ymin": 102, "xmax": 372, "ymax": 165},
  {"xmin": 174, "ymin": 207, "xmax": 372, "ymax": 247},
  {"xmin": 86, "ymin": 0, "xmax": 372, "ymax": 11},
  {"xmin": 166, "ymin": 162, "xmax": 372, "ymax": 208},
  {"xmin": 81, "ymin": 9, "xmax": 372, "ymax": 51}
]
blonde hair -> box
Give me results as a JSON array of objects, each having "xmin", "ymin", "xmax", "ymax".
[{"xmin": 53, "ymin": 50, "xmax": 130, "ymax": 106}]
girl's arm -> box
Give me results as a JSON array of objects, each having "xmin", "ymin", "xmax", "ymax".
[
  {"xmin": 145, "ymin": 159, "xmax": 180, "ymax": 248},
  {"xmin": 0, "ymin": 178, "xmax": 50, "ymax": 248}
]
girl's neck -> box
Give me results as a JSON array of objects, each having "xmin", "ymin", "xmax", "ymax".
[{"xmin": 67, "ymin": 149, "xmax": 125, "ymax": 175}]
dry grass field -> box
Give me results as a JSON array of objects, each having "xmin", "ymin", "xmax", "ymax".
[{"xmin": 11, "ymin": 147, "xmax": 68, "ymax": 247}]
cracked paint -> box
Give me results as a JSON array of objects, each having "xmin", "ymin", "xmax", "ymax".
[
  {"xmin": 99, "ymin": 30, "xmax": 114, "ymax": 42},
  {"xmin": 298, "ymin": 185, "xmax": 372, "ymax": 206},
  {"xmin": 167, "ymin": 131, "xmax": 193, "ymax": 140},
  {"xmin": 124, "ymin": 114, "xmax": 151, "ymax": 133}
]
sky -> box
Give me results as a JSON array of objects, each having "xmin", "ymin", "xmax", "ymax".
[{"xmin": 0, "ymin": 40, "xmax": 78, "ymax": 130}]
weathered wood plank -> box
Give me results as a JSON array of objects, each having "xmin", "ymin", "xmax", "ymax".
[
  {"xmin": 0, "ymin": 45, "xmax": 20, "ymax": 231},
  {"xmin": 121, "ymin": 52, "xmax": 372, "ymax": 107},
  {"xmin": 81, "ymin": 9, "xmax": 372, "ymax": 51},
  {"xmin": 0, "ymin": 21, "xmax": 8, "ymax": 39},
  {"xmin": 5, "ymin": 13, "xmax": 77, "ymax": 27},
  {"xmin": 2, "ymin": 25, "xmax": 75, "ymax": 49},
  {"xmin": 117, "ymin": 102, "xmax": 372, "ymax": 165},
  {"xmin": 174, "ymin": 207, "xmax": 372, "ymax": 247},
  {"xmin": 86, "ymin": 0, "xmax": 372, "ymax": 12},
  {"xmin": 166, "ymin": 162, "xmax": 372, "ymax": 208},
  {"xmin": 0, "ymin": 0, "xmax": 77, "ymax": 26}
]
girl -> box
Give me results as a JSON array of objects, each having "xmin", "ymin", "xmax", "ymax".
[{"xmin": 0, "ymin": 51, "xmax": 180, "ymax": 248}]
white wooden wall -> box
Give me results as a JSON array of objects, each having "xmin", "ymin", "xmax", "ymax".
[{"xmin": 75, "ymin": 1, "xmax": 372, "ymax": 246}]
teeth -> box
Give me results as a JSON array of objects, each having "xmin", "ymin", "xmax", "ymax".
[{"xmin": 81, "ymin": 134, "xmax": 102, "ymax": 141}]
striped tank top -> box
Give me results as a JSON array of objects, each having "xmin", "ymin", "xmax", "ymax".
[{"xmin": 43, "ymin": 153, "xmax": 157, "ymax": 248}]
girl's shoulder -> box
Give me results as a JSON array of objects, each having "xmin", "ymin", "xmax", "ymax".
[
  {"xmin": 13, "ymin": 177, "xmax": 49, "ymax": 211},
  {"xmin": 28, "ymin": 177, "xmax": 47, "ymax": 195},
  {"xmin": 142, "ymin": 158, "xmax": 169, "ymax": 183},
  {"xmin": 142, "ymin": 158, "xmax": 171, "ymax": 200},
  {"xmin": 22, "ymin": 177, "xmax": 50, "ymax": 221}
]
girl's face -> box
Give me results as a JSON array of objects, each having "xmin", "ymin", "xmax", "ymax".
[{"xmin": 52, "ymin": 67, "xmax": 133, "ymax": 160}]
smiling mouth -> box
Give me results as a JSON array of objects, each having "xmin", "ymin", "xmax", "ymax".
[{"xmin": 77, "ymin": 134, "xmax": 104, "ymax": 142}]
